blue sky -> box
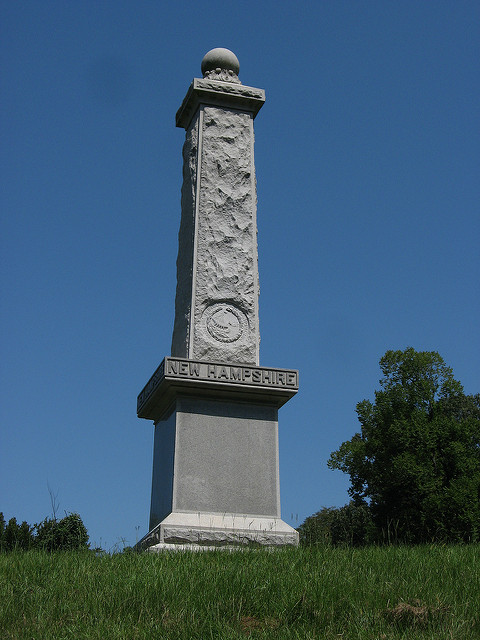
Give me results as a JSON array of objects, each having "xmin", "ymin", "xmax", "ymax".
[{"xmin": 1, "ymin": 1, "xmax": 478, "ymax": 550}]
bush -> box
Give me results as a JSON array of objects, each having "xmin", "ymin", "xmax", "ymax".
[
  {"xmin": 298, "ymin": 502, "xmax": 375, "ymax": 547},
  {"xmin": 35, "ymin": 513, "xmax": 89, "ymax": 551},
  {"xmin": 329, "ymin": 501, "xmax": 375, "ymax": 546},
  {"xmin": 297, "ymin": 506, "xmax": 337, "ymax": 546},
  {"xmin": 0, "ymin": 512, "xmax": 89, "ymax": 552},
  {"xmin": 0, "ymin": 515, "xmax": 35, "ymax": 551}
]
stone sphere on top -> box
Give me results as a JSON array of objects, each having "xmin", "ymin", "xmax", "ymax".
[{"xmin": 201, "ymin": 48, "xmax": 240, "ymax": 82}]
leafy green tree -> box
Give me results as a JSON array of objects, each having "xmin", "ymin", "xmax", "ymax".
[
  {"xmin": 1, "ymin": 516, "xmax": 35, "ymax": 551},
  {"xmin": 328, "ymin": 348, "xmax": 480, "ymax": 543},
  {"xmin": 297, "ymin": 506, "xmax": 337, "ymax": 546},
  {"xmin": 0, "ymin": 511, "xmax": 89, "ymax": 552},
  {"xmin": 329, "ymin": 501, "xmax": 375, "ymax": 546},
  {"xmin": 298, "ymin": 502, "xmax": 374, "ymax": 547}
]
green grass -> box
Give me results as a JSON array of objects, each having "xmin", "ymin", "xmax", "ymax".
[{"xmin": 1, "ymin": 545, "xmax": 479, "ymax": 639}]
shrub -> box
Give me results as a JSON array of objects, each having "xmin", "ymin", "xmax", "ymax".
[
  {"xmin": 298, "ymin": 502, "xmax": 375, "ymax": 547},
  {"xmin": 297, "ymin": 506, "xmax": 337, "ymax": 546},
  {"xmin": 0, "ymin": 515, "xmax": 35, "ymax": 551},
  {"xmin": 329, "ymin": 501, "xmax": 375, "ymax": 546},
  {"xmin": 0, "ymin": 512, "xmax": 89, "ymax": 552},
  {"xmin": 35, "ymin": 513, "xmax": 89, "ymax": 551}
]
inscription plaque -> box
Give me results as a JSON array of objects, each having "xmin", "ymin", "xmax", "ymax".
[{"xmin": 137, "ymin": 356, "xmax": 299, "ymax": 416}]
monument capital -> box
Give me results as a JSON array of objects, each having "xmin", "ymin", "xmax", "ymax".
[{"xmin": 176, "ymin": 77, "xmax": 265, "ymax": 130}]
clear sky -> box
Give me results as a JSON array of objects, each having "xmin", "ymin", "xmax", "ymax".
[{"xmin": 1, "ymin": 1, "xmax": 479, "ymax": 551}]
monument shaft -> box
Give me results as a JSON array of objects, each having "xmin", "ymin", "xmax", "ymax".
[{"xmin": 172, "ymin": 80, "xmax": 264, "ymax": 365}]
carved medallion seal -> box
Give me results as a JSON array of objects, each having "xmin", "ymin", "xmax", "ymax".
[{"xmin": 203, "ymin": 303, "xmax": 246, "ymax": 343}]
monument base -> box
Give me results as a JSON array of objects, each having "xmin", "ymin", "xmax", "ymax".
[
  {"xmin": 137, "ymin": 512, "xmax": 298, "ymax": 551},
  {"xmin": 137, "ymin": 357, "xmax": 299, "ymax": 550}
]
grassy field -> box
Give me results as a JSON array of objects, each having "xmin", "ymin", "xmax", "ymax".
[{"xmin": 1, "ymin": 544, "xmax": 479, "ymax": 639}]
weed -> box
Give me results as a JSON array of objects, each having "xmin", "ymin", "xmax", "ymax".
[{"xmin": 384, "ymin": 599, "xmax": 450, "ymax": 627}]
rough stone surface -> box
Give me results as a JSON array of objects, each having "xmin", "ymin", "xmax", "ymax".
[
  {"xmin": 171, "ymin": 118, "xmax": 198, "ymax": 358},
  {"xmin": 147, "ymin": 543, "xmax": 239, "ymax": 552},
  {"xmin": 162, "ymin": 527, "xmax": 297, "ymax": 546},
  {"xmin": 138, "ymin": 512, "xmax": 299, "ymax": 550},
  {"xmin": 175, "ymin": 79, "xmax": 265, "ymax": 130},
  {"xmin": 171, "ymin": 104, "xmax": 260, "ymax": 365},
  {"xmin": 195, "ymin": 79, "xmax": 261, "ymax": 99}
]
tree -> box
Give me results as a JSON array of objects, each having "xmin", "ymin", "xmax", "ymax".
[
  {"xmin": 297, "ymin": 506, "xmax": 337, "ymax": 546},
  {"xmin": 0, "ymin": 515, "xmax": 35, "ymax": 551},
  {"xmin": 298, "ymin": 502, "xmax": 374, "ymax": 547},
  {"xmin": 328, "ymin": 348, "xmax": 480, "ymax": 543},
  {"xmin": 0, "ymin": 511, "xmax": 89, "ymax": 552}
]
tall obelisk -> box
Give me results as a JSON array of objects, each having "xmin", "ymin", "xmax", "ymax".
[{"xmin": 137, "ymin": 49, "xmax": 299, "ymax": 549}]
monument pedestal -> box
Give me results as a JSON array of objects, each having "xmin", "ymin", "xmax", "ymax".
[{"xmin": 136, "ymin": 357, "xmax": 299, "ymax": 549}]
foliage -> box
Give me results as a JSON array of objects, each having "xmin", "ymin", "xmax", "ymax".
[
  {"xmin": 298, "ymin": 502, "xmax": 374, "ymax": 547},
  {"xmin": 0, "ymin": 516, "xmax": 35, "ymax": 551},
  {"xmin": 328, "ymin": 347, "xmax": 480, "ymax": 543},
  {"xmin": 328, "ymin": 501, "xmax": 375, "ymax": 546},
  {"xmin": 35, "ymin": 513, "xmax": 89, "ymax": 551},
  {"xmin": 0, "ymin": 512, "xmax": 89, "ymax": 552},
  {"xmin": 297, "ymin": 506, "xmax": 337, "ymax": 546},
  {"xmin": 1, "ymin": 545, "xmax": 479, "ymax": 639}
]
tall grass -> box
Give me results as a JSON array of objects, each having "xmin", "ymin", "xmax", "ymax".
[{"xmin": 1, "ymin": 544, "xmax": 479, "ymax": 639}]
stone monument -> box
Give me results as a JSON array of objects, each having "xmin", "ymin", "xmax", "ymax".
[{"xmin": 137, "ymin": 48, "xmax": 299, "ymax": 549}]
